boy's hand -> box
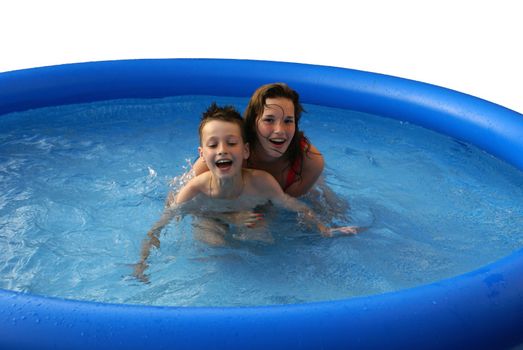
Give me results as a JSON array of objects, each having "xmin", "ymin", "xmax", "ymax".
[
  {"xmin": 133, "ymin": 262, "xmax": 150, "ymax": 283},
  {"xmin": 322, "ymin": 226, "xmax": 364, "ymax": 237}
]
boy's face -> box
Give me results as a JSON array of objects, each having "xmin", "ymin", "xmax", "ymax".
[{"xmin": 199, "ymin": 120, "xmax": 249, "ymax": 178}]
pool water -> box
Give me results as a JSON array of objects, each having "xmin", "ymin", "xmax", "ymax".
[{"xmin": 1, "ymin": 95, "xmax": 523, "ymax": 307}]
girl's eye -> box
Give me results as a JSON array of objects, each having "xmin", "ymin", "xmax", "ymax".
[
  {"xmin": 262, "ymin": 117, "xmax": 274, "ymax": 123},
  {"xmin": 285, "ymin": 118, "xmax": 295, "ymax": 124}
]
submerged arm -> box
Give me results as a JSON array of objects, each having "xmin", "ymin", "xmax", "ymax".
[
  {"xmin": 133, "ymin": 199, "xmax": 178, "ymax": 282},
  {"xmin": 256, "ymin": 170, "xmax": 360, "ymax": 237},
  {"xmin": 275, "ymin": 194, "xmax": 360, "ymax": 237},
  {"xmin": 134, "ymin": 177, "xmax": 203, "ymax": 282}
]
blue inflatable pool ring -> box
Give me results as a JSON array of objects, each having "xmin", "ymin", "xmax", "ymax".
[{"xmin": 1, "ymin": 59, "xmax": 522, "ymax": 349}]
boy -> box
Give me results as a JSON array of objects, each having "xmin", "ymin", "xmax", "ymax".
[{"xmin": 134, "ymin": 103, "xmax": 359, "ymax": 282}]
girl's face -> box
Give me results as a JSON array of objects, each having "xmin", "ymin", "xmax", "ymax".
[
  {"xmin": 255, "ymin": 97, "xmax": 296, "ymax": 159},
  {"xmin": 199, "ymin": 120, "xmax": 249, "ymax": 179}
]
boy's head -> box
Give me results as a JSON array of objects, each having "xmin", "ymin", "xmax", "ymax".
[
  {"xmin": 198, "ymin": 103, "xmax": 246, "ymax": 145},
  {"xmin": 198, "ymin": 103, "xmax": 249, "ymax": 177}
]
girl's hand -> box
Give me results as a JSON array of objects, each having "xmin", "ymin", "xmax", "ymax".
[
  {"xmin": 244, "ymin": 212, "xmax": 265, "ymax": 228},
  {"xmin": 223, "ymin": 211, "xmax": 265, "ymax": 228}
]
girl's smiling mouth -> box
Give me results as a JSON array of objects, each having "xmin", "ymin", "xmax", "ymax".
[{"xmin": 269, "ymin": 137, "xmax": 287, "ymax": 146}]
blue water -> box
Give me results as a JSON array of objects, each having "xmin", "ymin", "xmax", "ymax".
[{"xmin": 1, "ymin": 96, "xmax": 523, "ymax": 307}]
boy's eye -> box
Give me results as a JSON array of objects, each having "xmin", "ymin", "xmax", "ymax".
[{"xmin": 207, "ymin": 144, "xmax": 217, "ymax": 148}]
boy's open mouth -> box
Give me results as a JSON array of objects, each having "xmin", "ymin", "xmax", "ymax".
[{"xmin": 215, "ymin": 159, "xmax": 233, "ymax": 169}]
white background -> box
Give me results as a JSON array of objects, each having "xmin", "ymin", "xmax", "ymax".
[{"xmin": 2, "ymin": 0, "xmax": 521, "ymax": 113}]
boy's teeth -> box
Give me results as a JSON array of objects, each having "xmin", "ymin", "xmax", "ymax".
[{"xmin": 216, "ymin": 159, "xmax": 232, "ymax": 168}]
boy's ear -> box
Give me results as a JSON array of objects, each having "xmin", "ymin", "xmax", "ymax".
[
  {"xmin": 243, "ymin": 142, "xmax": 250, "ymax": 160},
  {"xmin": 198, "ymin": 146, "xmax": 204, "ymax": 162}
]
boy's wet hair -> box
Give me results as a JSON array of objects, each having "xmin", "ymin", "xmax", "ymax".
[{"xmin": 199, "ymin": 103, "xmax": 246, "ymax": 144}]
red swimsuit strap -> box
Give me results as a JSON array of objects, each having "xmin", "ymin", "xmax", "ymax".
[
  {"xmin": 284, "ymin": 138, "xmax": 308, "ymax": 191},
  {"xmin": 284, "ymin": 158, "xmax": 301, "ymax": 191}
]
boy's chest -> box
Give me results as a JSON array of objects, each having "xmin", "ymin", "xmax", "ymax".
[{"xmin": 189, "ymin": 194, "xmax": 269, "ymax": 212}]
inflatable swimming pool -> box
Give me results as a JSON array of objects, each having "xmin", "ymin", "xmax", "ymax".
[{"xmin": 1, "ymin": 59, "xmax": 522, "ymax": 349}]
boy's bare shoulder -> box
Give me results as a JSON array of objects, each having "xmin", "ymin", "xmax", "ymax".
[
  {"xmin": 245, "ymin": 168, "xmax": 274, "ymax": 182},
  {"xmin": 244, "ymin": 169, "xmax": 282, "ymax": 195},
  {"xmin": 174, "ymin": 172, "xmax": 210, "ymax": 205}
]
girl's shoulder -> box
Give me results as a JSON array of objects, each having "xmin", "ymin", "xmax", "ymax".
[
  {"xmin": 303, "ymin": 141, "xmax": 324, "ymax": 168},
  {"xmin": 297, "ymin": 136, "xmax": 323, "ymax": 168}
]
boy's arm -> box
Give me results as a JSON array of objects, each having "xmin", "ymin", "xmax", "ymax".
[
  {"xmin": 133, "ymin": 204, "xmax": 177, "ymax": 282},
  {"xmin": 134, "ymin": 210, "xmax": 173, "ymax": 279},
  {"xmin": 133, "ymin": 177, "xmax": 203, "ymax": 282}
]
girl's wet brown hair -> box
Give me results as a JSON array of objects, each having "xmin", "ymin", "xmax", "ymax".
[{"xmin": 243, "ymin": 83, "xmax": 310, "ymax": 177}]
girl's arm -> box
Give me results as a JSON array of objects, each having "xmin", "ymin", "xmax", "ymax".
[
  {"xmin": 191, "ymin": 156, "xmax": 209, "ymax": 176},
  {"xmin": 255, "ymin": 170, "xmax": 360, "ymax": 237},
  {"xmin": 275, "ymin": 194, "xmax": 360, "ymax": 237},
  {"xmin": 285, "ymin": 143, "xmax": 324, "ymax": 197}
]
